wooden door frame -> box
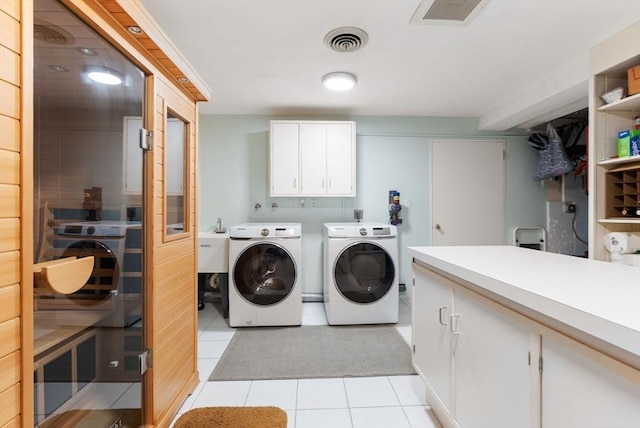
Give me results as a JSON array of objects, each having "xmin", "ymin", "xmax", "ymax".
[{"xmin": 20, "ymin": 0, "xmax": 35, "ymax": 425}]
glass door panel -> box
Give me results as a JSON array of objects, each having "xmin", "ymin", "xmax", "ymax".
[
  {"xmin": 165, "ymin": 111, "xmax": 186, "ymax": 235},
  {"xmin": 233, "ymin": 243, "xmax": 296, "ymax": 305},
  {"xmin": 33, "ymin": 0, "xmax": 145, "ymax": 425},
  {"xmin": 333, "ymin": 243, "xmax": 395, "ymax": 303}
]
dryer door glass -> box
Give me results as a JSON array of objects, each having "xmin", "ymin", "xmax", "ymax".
[
  {"xmin": 334, "ymin": 242, "xmax": 395, "ymax": 303},
  {"xmin": 233, "ymin": 243, "xmax": 296, "ymax": 305}
]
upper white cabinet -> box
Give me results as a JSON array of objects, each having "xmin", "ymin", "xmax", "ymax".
[
  {"xmin": 270, "ymin": 122, "xmax": 300, "ymax": 196},
  {"xmin": 270, "ymin": 120, "xmax": 356, "ymax": 197},
  {"xmin": 588, "ymin": 22, "xmax": 640, "ymax": 261}
]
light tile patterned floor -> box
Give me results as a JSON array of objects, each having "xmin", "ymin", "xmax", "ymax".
[{"xmin": 172, "ymin": 295, "xmax": 442, "ymax": 428}]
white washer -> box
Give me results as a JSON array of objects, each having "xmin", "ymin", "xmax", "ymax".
[
  {"xmin": 228, "ymin": 223, "xmax": 302, "ymax": 327},
  {"xmin": 323, "ymin": 222, "xmax": 399, "ymax": 325}
]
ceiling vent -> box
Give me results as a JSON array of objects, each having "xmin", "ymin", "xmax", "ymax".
[
  {"xmin": 324, "ymin": 27, "xmax": 369, "ymax": 53},
  {"xmin": 34, "ymin": 19, "xmax": 75, "ymax": 45},
  {"xmin": 410, "ymin": 0, "xmax": 490, "ymax": 26}
]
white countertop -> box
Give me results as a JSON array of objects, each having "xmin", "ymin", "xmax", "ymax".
[{"xmin": 408, "ymin": 245, "xmax": 640, "ymax": 360}]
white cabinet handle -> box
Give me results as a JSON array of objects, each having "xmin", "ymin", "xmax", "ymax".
[
  {"xmin": 322, "ymin": 178, "xmax": 325, "ymax": 188},
  {"xmin": 329, "ymin": 178, "xmax": 332, "ymax": 189},
  {"xmin": 450, "ymin": 314, "xmax": 461, "ymax": 335},
  {"xmin": 438, "ymin": 306, "xmax": 448, "ymax": 325},
  {"xmin": 293, "ymin": 178, "xmax": 296, "ymax": 189}
]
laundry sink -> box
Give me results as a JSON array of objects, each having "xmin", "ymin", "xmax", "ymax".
[{"xmin": 198, "ymin": 232, "xmax": 229, "ymax": 273}]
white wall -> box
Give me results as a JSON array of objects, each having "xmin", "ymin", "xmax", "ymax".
[{"xmin": 198, "ymin": 115, "xmax": 546, "ymax": 297}]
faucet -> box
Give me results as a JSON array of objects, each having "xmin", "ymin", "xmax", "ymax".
[{"xmin": 215, "ymin": 217, "xmax": 222, "ymax": 233}]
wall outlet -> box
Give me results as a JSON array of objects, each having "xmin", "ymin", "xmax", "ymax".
[
  {"xmin": 565, "ymin": 202, "xmax": 577, "ymax": 213},
  {"xmin": 353, "ymin": 209, "xmax": 363, "ymax": 220}
]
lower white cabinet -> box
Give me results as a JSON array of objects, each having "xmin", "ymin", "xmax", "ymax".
[
  {"xmin": 412, "ymin": 267, "xmax": 453, "ymax": 418},
  {"xmin": 413, "ymin": 263, "xmax": 640, "ymax": 428},
  {"xmin": 541, "ymin": 335, "xmax": 640, "ymax": 427},
  {"xmin": 453, "ymin": 289, "xmax": 532, "ymax": 427},
  {"xmin": 413, "ymin": 266, "xmax": 533, "ymax": 428}
]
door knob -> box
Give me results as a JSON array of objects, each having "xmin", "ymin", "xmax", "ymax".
[{"xmin": 434, "ymin": 224, "xmax": 441, "ymax": 230}]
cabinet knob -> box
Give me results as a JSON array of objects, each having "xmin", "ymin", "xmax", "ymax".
[{"xmin": 434, "ymin": 224, "xmax": 442, "ymax": 230}]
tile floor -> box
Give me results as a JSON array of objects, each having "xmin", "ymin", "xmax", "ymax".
[{"xmin": 171, "ymin": 294, "xmax": 442, "ymax": 428}]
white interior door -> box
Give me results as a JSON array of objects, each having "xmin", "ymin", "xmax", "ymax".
[{"xmin": 431, "ymin": 139, "xmax": 505, "ymax": 245}]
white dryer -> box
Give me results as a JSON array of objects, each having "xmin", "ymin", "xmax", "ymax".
[
  {"xmin": 37, "ymin": 221, "xmax": 142, "ymax": 327},
  {"xmin": 323, "ymin": 222, "xmax": 399, "ymax": 325},
  {"xmin": 228, "ymin": 223, "xmax": 302, "ymax": 327}
]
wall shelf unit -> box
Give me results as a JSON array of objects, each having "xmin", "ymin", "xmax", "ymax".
[
  {"xmin": 604, "ymin": 164, "xmax": 640, "ymax": 218},
  {"xmin": 588, "ymin": 22, "xmax": 640, "ymax": 261}
]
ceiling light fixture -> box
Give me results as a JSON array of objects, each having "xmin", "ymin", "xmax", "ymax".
[
  {"xmin": 84, "ymin": 66, "xmax": 124, "ymax": 85},
  {"xmin": 48, "ymin": 65, "xmax": 68, "ymax": 72},
  {"xmin": 322, "ymin": 72, "xmax": 357, "ymax": 91},
  {"xmin": 127, "ymin": 26, "xmax": 144, "ymax": 35},
  {"xmin": 76, "ymin": 46, "xmax": 97, "ymax": 56}
]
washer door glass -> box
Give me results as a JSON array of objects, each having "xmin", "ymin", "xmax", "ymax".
[
  {"xmin": 61, "ymin": 240, "xmax": 119, "ymax": 305},
  {"xmin": 334, "ymin": 242, "xmax": 394, "ymax": 304},
  {"xmin": 233, "ymin": 243, "xmax": 296, "ymax": 305}
]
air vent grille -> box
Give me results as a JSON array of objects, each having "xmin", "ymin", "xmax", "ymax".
[
  {"xmin": 34, "ymin": 19, "xmax": 74, "ymax": 45},
  {"xmin": 410, "ymin": 0, "xmax": 489, "ymax": 26},
  {"xmin": 324, "ymin": 27, "xmax": 369, "ymax": 53},
  {"xmin": 424, "ymin": 0, "xmax": 482, "ymax": 21}
]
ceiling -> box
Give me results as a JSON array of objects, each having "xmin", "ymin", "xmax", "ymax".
[
  {"xmin": 33, "ymin": 0, "xmax": 637, "ymax": 132},
  {"xmin": 136, "ymin": 0, "xmax": 640, "ymax": 131}
]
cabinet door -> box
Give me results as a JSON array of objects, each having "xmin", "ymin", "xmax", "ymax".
[
  {"xmin": 270, "ymin": 122, "xmax": 300, "ymax": 195},
  {"xmin": 326, "ymin": 123, "xmax": 354, "ymax": 195},
  {"xmin": 300, "ymin": 123, "xmax": 327, "ymax": 195},
  {"xmin": 412, "ymin": 268, "xmax": 453, "ymax": 418},
  {"xmin": 542, "ymin": 335, "xmax": 640, "ymax": 427},
  {"xmin": 453, "ymin": 289, "xmax": 532, "ymax": 428}
]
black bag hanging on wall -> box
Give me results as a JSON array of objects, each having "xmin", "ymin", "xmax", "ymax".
[{"xmin": 532, "ymin": 123, "xmax": 574, "ymax": 181}]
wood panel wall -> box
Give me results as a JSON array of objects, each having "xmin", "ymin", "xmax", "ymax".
[
  {"xmin": 147, "ymin": 77, "xmax": 199, "ymax": 427},
  {"xmin": 0, "ymin": 0, "xmax": 33, "ymax": 427},
  {"xmin": 0, "ymin": 0, "xmax": 208, "ymax": 426}
]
